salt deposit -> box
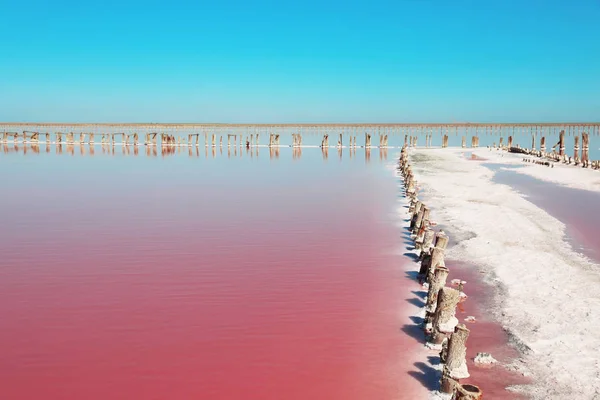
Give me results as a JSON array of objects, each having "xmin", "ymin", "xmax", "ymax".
[
  {"xmin": 474, "ymin": 352, "xmax": 498, "ymax": 365},
  {"xmin": 409, "ymin": 148, "xmax": 600, "ymax": 399},
  {"xmin": 475, "ymin": 148, "xmax": 600, "ymax": 193}
]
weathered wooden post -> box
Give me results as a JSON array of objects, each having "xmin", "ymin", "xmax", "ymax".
[
  {"xmin": 431, "ymin": 287, "xmax": 461, "ymax": 344},
  {"xmin": 220, "ymin": 136, "xmax": 223, "ymax": 148},
  {"xmin": 420, "ymin": 229, "xmax": 436, "ymax": 259},
  {"xmin": 365, "ymin": 133, "xmax": 371, "ymax": 148},
  {"xmin": 499, "ymin": 136, "xmax": 504, "ymax": 148},
  {"xmin": 338, "ymin": 133, "xmax": 343, "ymax": 148},
  {"xmin": 425, "ymin": 265, "xmax": 450, "ymax": 321},
  {"xmin": 45, "ymin": 133, "xmax": 50, "ymax": 144},
  {"xmin": 413, "ymin": 206, "xmax": 430, "ymax": 234},
  {"xmin": 582, "ymin": 133, "xmax": 589, "ymax": 167},
  {"xmin": 89, "ymin": 133, "xmax": 95, "ymax": 145},
  {"xmin": 559, "ymin": 130, "xmax": 565, "ymax": 156},
  {"xmin": 420, "ymin": 231, "xmax": 449, "ymax": 278},
  {"xmin": 531, "ymin": 134, "xmax": 535, "ymax": 151},
  {"xmin": 321, "ymin": 134, "xmax": 329, "ymax": 148},
  {"xmin": 540, "ymin": 136, "xmax": 546, "ymax": 154},
  {"xmin": 451, "ymin": 384, "xmax": 482, "ymax": 400},
  {"xmin": 441, "ymin": 324, "xmax": 471, "ymax": 394},
  {"xmin": 212, "ymin": 134, "xmax": 216, "ymax": 147},
  {"xmin": 461, "ymin": 136, "xmax": 466, "ymax": 148},
  {"xmin": 574, "ymin": 135, "xmax": 580, "ymax": 164},
  {"xmin": 508, "ymin": 135, "xmax": 513, "ymax": 148}
]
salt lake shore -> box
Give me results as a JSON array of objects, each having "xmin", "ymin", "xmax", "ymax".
[{"xmin": 403, "ymin": 148, "xmax": 600, "ymax": 399}]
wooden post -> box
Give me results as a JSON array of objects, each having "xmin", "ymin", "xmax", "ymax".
[
  {"xmin": 425, "ymin": 266, "xmax": 450, "ymax": 317},
  {"xmin": 461, "ymin": 136, "xmax": 466, "ymax": 148},
  {"xmin": 420, "ymin": 229, "xmax": 435, "ymax": 259},
  {"xmin": 574, "ymin": 135, "xmax": 580, "ymax": 164},
  {"xmin": 441, "ymin": 324, "xmax": 471, "ymax": 394},
  {"xmin": 420, "ymin": 231, "xmax": 448, "ymax": 277},
  {"xmin": 499, "ymin": 136, "xmax": 504, "ymax": 148},
  {"xmin": 415, "ymin": 206, "xmax": 430, "ymax": 233},
  {"xmin": 451, "ymin": 384, "xmax": 482, "ymax": 400},
  {"xmin": 432, "ymin": 287, "xmax": 461, "ymax": 344},
  {"xmin": 365, "ymin": 133, "xmax": 371, "ymax": 148},
  {"xmin": 582, "ymin": 133, "xmax": 589, "ymax": 167},
  {"xmin": 559, "ymin": 130, "xmax": 565, "ymax": 156},
  {"xmin": 540, "ymin": 136, "xmax": 546, "ymax": 154},
  {"xmin": 508, "ymin": 135, "xmax": 513, "ymax": 148}
]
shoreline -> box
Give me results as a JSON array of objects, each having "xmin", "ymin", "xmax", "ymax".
[{"xmin": 399, "ymin": 147, "xmax": 600, "ymax": 399}]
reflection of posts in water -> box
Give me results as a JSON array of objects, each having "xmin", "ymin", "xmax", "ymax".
[
  {"xmin": 338, "ymin": 146, "xmax": 342, "ymax": 160},
  {"xmin": 322, "ymin": 146, "xmax": 328, "ymax": 160},
  {"xmin": 212, "ymin": 147, "xmax": 216, "ymax": 158},
  {"xmin": 220, "ymin": 136, "xmax": 223, "ymax": 148},
  {"xmin": 227, "ymin": 147, "xmax": 231, "ymax": 158},
  {"xmin": 46, "ymin": 142, "xmax": 50, "ymax": 153},
  {"xmin": 269, "ymin": 147, "xmax": 279, "ymax": 159},
  {"xmin": 292, "ymin": 146, "xmax": 302, "ymax": 160},
  {"xmin": 380, "ymin": 147, "xmax": 388, "ymax": 160},
  {"xmin": 90, "ymin": 145, "xmax": 95, "ymax": 156},
  {"xmin": 31, "ymin": 144, "xmax": 40, "ymax": 154},
  {"xmin": 365, "ymin": 148, "xmax": 371, "ymax": 163},
  {"xmin": 57, "ymin": 144, "xmax": 63, "ymax": 154},
  {"xmin": 80, "ymin": 144, "xmax": 86, "ymax": 156},
  {"xmin": 68, "ymin": 144, "xmax": 75, "ymax": 156},
  {"xmin": 133, "ymin": 145, "xmax": 138, "ymax": 156}
]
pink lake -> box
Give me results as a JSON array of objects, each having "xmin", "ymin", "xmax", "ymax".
[{"xmin": 0, "ymin": 145, "xmax": 426, "ymax": 399}]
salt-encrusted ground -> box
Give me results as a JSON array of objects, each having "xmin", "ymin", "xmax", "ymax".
[
  {"xmin": 476, "ymin": 147, "xmax": 600, "ymax": 193},
  {"xmin": 408, "ymin": 148, "xmax": 600, "ymax": 399}
]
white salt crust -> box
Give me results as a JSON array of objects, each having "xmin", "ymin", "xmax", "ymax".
[
  {"xmin": 472, "ymin": 147, "xmax": 600, "ymax": 193},
  {"xmin": 408, "ymin": 148, "xmax": 600, "ymax": 399}
]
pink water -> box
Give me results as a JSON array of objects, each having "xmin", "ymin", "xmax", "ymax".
[{"xmin": 0, "ymin": 146, "xmax": 425, "ymax": 399}]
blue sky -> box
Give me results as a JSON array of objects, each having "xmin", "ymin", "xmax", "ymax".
[{"xmin": 1, "ymin": 0, "xmax": 599, "ymax": 123}]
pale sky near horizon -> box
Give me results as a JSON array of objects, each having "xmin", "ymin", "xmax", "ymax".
[{"xmin": 1, "ymin": 0, "xmax": 599, "ymax": 123}]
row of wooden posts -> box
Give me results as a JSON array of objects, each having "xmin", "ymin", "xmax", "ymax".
[
  {"xmin": 0, "ymin": 131, "xmax": 396, "ymax": 148},
  {"xmin": 502, "ymin": 130, "xmax": 598, "ymax": 169},
  {"xmin": 404, "ymin": 135, "xmax": 479, "ymax": 148},
  {"xmin": 398, "ymin": 146, "xmax": 482, "ymax": 400}
]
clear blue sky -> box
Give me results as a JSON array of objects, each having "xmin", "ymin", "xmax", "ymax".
[{"xmin": 1, "ymin": 0, "xmax": 599, "ymax": 123}]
